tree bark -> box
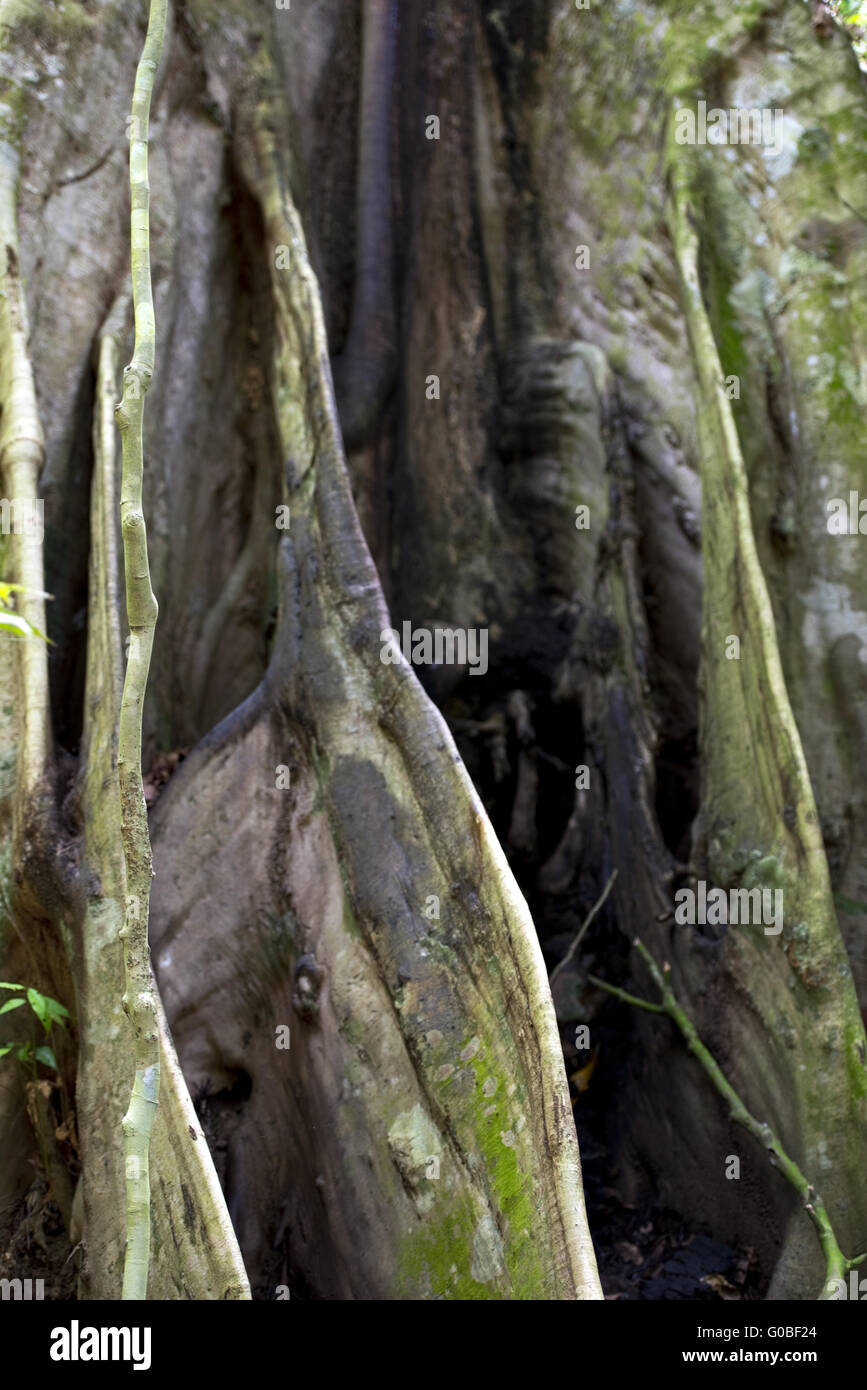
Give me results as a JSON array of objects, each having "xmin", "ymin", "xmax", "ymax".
[{"xmin": 1, "ymin": 0, "xmax": 866, "ymax": 1301}]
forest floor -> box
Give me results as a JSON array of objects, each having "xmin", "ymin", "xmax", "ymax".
[{"xmin": 561, "ymin": 1003, "xmax": 765, "ymax": 1301}]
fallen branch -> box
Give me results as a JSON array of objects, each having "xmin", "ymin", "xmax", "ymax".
[{"xmin": 549, "ymin": 869, "xmax": 617, "ymax": 990}]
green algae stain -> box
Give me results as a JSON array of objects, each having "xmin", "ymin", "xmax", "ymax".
[
  {"xmin": 396, "ymin": 1025, "xmax": 551, "ymax": 1297},
  {"xmin": 396, "ymin": 1198, "xmax": 495, "ymax": 1301}
]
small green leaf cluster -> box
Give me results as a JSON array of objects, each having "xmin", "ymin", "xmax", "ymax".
[
  {"xmin": 827, "ymin": 0, "xmax": 867, "ymax": 67},
  {"xmin": 0, "ymin": 981, "xmax": 69, "ymax": 1070},
  {"xmin": 0, "ymin": 580, "xmax": 52, "ymax": 643}
]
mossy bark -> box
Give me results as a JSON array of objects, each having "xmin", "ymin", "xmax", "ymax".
[
  {"xmin": 142, "ymin": 46, "xmax": 602, "ymax": 1300},
  {"xmin": 2, "ymin": 0, "xmax": 866, "ymax": 1301}
]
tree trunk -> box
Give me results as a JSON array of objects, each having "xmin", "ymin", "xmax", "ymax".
[{"xmin": 1, "ymin": 0, "xmax": 865, "ymax": 1301}]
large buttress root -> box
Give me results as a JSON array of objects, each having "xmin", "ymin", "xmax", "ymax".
[
  {"xmin": 147, "ymin": 50, "xmax": 602, "ymax": 1300},
  {"xmin": 657, "ymin": 136, "xmax": 867, "ymax": 1298}
]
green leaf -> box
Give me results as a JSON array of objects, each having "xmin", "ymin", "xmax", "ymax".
[
  {"xmin": 14, "ymin": 1042, "xmax": 32, "ymax": 1062},
  {"xmin": 26, "ymin": 987, "xmax": 49, "ymax": 1030},
  {"xmin": 0, "ymin": 998, "xmax": 26, "ymax": 1015},
  {"xmin": 0, "ymin": 1045, "xmax": 14, "ymax": 1057},
  {"xmin": 34, "ymin": 1045, "xmax": 58, "ymax": 1070},
  {"xmin": 45, "ymin": 996, "xmax": 70, "ymax": 1026},
  {"xmin": 0, "ymin": 611, "xmax": 34, "ymax": 638},
  {"xmin": 0, "ymin": 981, "xmax": 24, "ymax": 990},
  {"xmin": 0, "ymin": 609, "xmax": 53, "ymax": 645},
  {"xmin": 26, "ymin": 989, "xmax": 69, "ymax": 1033},
  {"xmin": 26, "ymin": 617, "xmax": 53, "ymax": 645},
  {"xmin": 0, "ymin": 582, "xmax": 52, "ymax": 604}
]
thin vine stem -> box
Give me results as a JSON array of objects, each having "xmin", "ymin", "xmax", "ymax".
[{"xmin": 115, "ymin": 0, "xmax": 167, "ymax": 1303}]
